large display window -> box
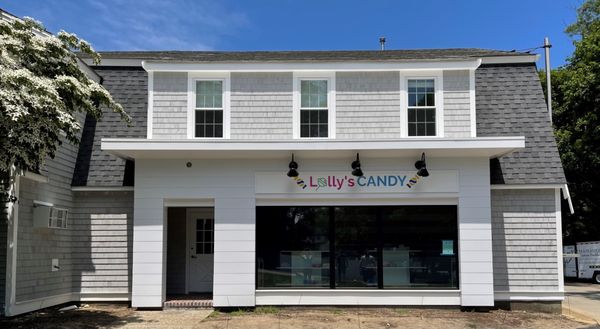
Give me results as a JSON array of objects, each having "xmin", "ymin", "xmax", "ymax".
[{"xmin": 256, "ymin": 205, "xmax": 458, "ymax": 290}]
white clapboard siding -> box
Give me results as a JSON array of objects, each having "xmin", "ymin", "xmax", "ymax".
[
  {"xmin": 491, "ymin": 189, "xmax": 559, "ymax": 293},
  {"xmin": 230, "ymin": 73, "xmax": 293, "ymax": 139},
  {"xmin": 443, "ymin": 70, "xmax": 471, "ymax": 138},
  {"xmin": 70, "ymin": 191, "xmax": 133, "ymax": 299},
  {"xmin": 336, "ymin": 71, "xmax": 401, "ymax": 139}
]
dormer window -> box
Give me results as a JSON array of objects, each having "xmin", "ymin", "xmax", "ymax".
[
  {"xmin": 401, "ymin": 72, "xmax": 443, "ymax": 137},
  {"xmin": 195, "ymin": 80, "xmax": 224, "ymax": 138},
  {"xmin": 408, "ymin": 79, "xmax": 436, "ymax": 136}
]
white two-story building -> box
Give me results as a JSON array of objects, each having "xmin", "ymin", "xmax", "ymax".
[{"xmin": 1, "ymin": 48, "xmax": 570, "ymax": 316}]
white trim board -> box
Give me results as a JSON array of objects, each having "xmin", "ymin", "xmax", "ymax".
[
  {"xmin": 469, "ymin": 69, "xmax": 476, "ymax": 137},
  {"xmin": 292, "ymin": 71, "xmax": 336, "ymax": 139},
  {"xmin": 490, "ymin": 184, "xmax": 564, "ymax": 190},
  {"xmin": 101, "ymin": 136, "xmax": 525, "ymax": 160},
  {"xmin": 256, "ymin": 290, "xmax": 461, "ymax": 306},
  {"xmin": 147, "ymin": 71, "xmax": 154, "ymax": 139},
  {"xmin": 256, "ymin": 196, "xmax": 458, "ymax": 206},
  {"xmin": 556, "ymin": 188, "xmax": 565, "ymax": 293},
  {"xmin": 5, "ymin": 293, "xmax": 75, "ymax": 317},
  {"xmin": 4, "ymin": 170, "xmax": 20, "ymax": 316}
]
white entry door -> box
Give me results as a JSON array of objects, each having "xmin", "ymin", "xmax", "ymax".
[{"xmin": 186, "ymin": 208, "xmax": 214, "ymax": 293}]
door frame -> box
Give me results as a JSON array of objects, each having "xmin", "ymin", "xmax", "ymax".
[{"xmin": 185, "ymin": 207, "xmax": 215, "ymax": 294}]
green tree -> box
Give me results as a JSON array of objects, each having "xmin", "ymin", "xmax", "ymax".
[
  {"xmin": 545, "ymin": 0, "xmax": 600, "ymax": 243},
  {"xmin": 0, "ymin": 17, "xmax": 129, "ymax": 200}
]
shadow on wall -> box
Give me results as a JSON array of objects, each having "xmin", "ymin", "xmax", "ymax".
[{"xmin": 71, "ymin": 191, "xmax": 134, "ymax": 302}]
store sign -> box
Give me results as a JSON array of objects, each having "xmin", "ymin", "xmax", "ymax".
[{"xmin": 255, "ymin": 171, "xmax": 458, "ymax": 194}]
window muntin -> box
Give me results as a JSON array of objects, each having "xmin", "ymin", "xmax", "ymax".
[
  {"xmin": 195, "ymin": 80, "xmax": 223, "ymax": 138},
  {"xmin": 300, "ymin": 80, "xmax": 328, "ymax": 138},
  {"xmin": 407, "ymin": 79, "xmax": 436, "ymax": 136},
  {"xmin": 195, "ymin": 218, "xmax": 214, "ymax": 255},
  {"xmin": 48, "ymin": 208, "xmax": 68, "ymax": 229}
]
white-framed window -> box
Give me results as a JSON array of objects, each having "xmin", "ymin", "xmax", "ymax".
[
  {"xmin": 293, "ymin": 72, "xmax": 335, "ymax": 139},
  {"xmin": 400, "ymin": 71, "xmax": 444, "ymax": 137},
  {"xmin": 49, "ymin": 208, "xmax": 68, "ymax": 229},
  {"xmin": 187, "ymin": 73, "xmax": 230, "ymax": 139}
]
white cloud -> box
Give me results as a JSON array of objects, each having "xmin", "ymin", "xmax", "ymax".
[{"xmin": 81, "ymin": 0, "xmax": 250, "ymax": 50}]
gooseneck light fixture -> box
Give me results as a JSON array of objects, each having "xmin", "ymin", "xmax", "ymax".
[
  {"xmin": 287, "ymin": 153, "xmax": 299, "ymax": 177},
  {"xmin": 414, "ymin": 152, "xmax": 429, "ymax": 177},
  {"xmin": 351, "ymin": 153, "xmax": 364, "ymax": 177}
]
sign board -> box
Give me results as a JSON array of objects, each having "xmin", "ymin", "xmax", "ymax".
[
  {"xmin": 441, "ymin": 240, "xmax": 454, "ymax": 256},
  {"xmin": 255, "ymin": 170, "xmax": 459, "ymax": 194}
]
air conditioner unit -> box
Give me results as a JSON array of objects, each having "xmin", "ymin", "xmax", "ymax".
[{"xmin": 33, "ymin": 201, "xmax": 68, "ymax": 229}]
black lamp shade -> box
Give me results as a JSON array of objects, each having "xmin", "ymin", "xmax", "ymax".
[
  {"xmin": 287, "ymin": 154, "xmax": 299, "ymax": 177},
  {"xmin": 414, "ymin": 152, "xmax": 428, "ymax": 177},
  {"xmin": 417, "ymin": 168, "xmax": 429, "ymax": 177},
  {"xmin": 351, "ymin": 153, "xmax": 363, "ymax": 177},
  {"xmin": 352, "ymin": 167, "xmax": 364, "ymax": 177},
  {"xmin": 287, "ymin": 168, "xmax": 299, "ymax": 177}
]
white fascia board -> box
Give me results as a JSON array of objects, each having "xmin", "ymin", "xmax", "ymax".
[
  {"xmin": 491, "ymin": 184, "xmax": 565, "ymax": 190},
  {"xmin": 480, "ymin": 54, "xmax": 539, "ymax": 64},
  {"xmin": 141, "ymin": 59, "xmax": 482, "ymax": 73},
  {"xmin": 101, "ymin": 136, "xmax": 525, "ymax": 160},
  {"xmin": 562, "ymin": 184, "xmax": 575, "ymax": 214}
]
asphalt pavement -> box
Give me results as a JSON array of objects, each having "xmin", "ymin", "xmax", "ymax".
[{"xmin": 563, "ymin": 281, "xmax": 600, "ymax": 325}]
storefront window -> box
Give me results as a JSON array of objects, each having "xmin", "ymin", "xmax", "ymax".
[
  {"xmin": 256, "ymin": 207, "xmax": 330, "ymax": 288},
  {"xmin": 382, "ymin": 206, "xmax": 458, "ymax": 289},
  {"xmin": 256, "ymin": 205, "xmax": 458, "ymax": 290},
  {"xmin": 335, "ymin": 207, "xmax": 378, "ymax": 288}
]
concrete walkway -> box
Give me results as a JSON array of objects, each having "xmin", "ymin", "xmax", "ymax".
[{"xmin": 563, "ymin": 281, "xmax": 600, "ymax": 325}]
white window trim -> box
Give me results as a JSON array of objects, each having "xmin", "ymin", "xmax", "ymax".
[
  {"xmin": 187, "ymin": 72, "xmax": 231, "ymax": 139},
  {"xmin": 400, "ymin": 71, "xmax": 444, "ymax": 138},
  {"xmin": 292, "ymin": 71, "xmax": 336, "ymax": 139},
  {"xmin": 147, "ymin": 71, "xmax": 154, "ymax": 139}
]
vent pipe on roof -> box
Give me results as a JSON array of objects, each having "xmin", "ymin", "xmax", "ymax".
[
  {"xmin": 379, "ymin": 37, "xmax": 386, "ymax": 51},
  {"xmin": 543, "ymin": 37, "xmax": 552, "ymax": 123}
]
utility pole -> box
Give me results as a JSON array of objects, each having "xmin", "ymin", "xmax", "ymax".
[{"xmin": 543, "ymin": 37, "xmax": 552, "ymax": 123}]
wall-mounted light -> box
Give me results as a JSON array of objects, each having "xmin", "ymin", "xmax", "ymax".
[
  {"xmin": 414, "ymin": 152, "xmax": 429, "ymax": 177},
  {"xmin": 287, "ymin": 154, "xmax": 299, "ymax": 177},
  {"xmin": 351, "ymin": 153, "xmax": 364, "ymax": 177}
]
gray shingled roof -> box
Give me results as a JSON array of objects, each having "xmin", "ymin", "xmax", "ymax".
[
  {"xmin": 476, "ymin": 63, "xmax": 566, "ymax": 184},
  {"xmin": 72, "ymin": 61, "xmax": 565, "ymax": 187},
  {"xmin": 89, "ymin": 48, "xmax": 530, "ymax": 63},
  {"xmin": 72, "ymin": 67, "xmax": 147, "ymax": 186}
]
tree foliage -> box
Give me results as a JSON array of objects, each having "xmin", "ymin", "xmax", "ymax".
[
  {"xmin": 0, "ymin": 17, "xmax": 129, "ymax": 175},
  {"xmin": 544, "ymin": 0, "xmax": 600, "ymax": 243}
]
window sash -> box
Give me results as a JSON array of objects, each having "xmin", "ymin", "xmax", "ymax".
[
  {"xmin": 300, "ymin": 79, "xmax": 329, "ymax": 138},
  {"xmin": 194, "ymin": 79, "xmax": 224, "ymax": 138},
  {"xmin": 407, "ymin": 78, "xmax": 436, "ymax": 137}
]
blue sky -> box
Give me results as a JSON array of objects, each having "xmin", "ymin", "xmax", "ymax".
[{"xmin": 1, "ymin": 0, "xmax": 583, "ymax": 68}]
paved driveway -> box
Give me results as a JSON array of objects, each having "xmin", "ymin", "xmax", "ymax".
[{"xmin": 564, "ymin": 281, "xmax": 600, "ymax": 324}]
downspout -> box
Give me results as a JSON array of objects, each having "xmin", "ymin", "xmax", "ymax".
[{"xmin": 4, "ymin": 166, "xmax": 21, "ymax": 316}]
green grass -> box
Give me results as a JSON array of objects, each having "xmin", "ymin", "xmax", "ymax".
[
  {"xmin": 330, "ymin": 308, "xmax": 344, "ymax": 315},
  {"xmin": 207, "ymin": 310, "xmax": 221, "ymax": 318},
  {"xmin": 229, "ymin": 308, "xmax": 249, "ymax": 316},
  {"xmin": 255, "ymin": 306, "xmax": 280, "ymax": 315},
  {"xmin": 467, "ymin": 323, "xmax": 477, "ymax": 329},
  {"xmin": 394, "ymin": 308, "xmax": 409, "ymax": 316}
]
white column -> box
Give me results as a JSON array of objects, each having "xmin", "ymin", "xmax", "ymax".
[
  {"xmin": 212, "ymin": 196, "xmax": 256, "ymax": 307},
  {"xmin": 131, "ymin": 196, "xmax": 165, "ymax": 308},
  {"xmin": 458, "ymin": 158, "xmax": 494, "ymax": 306}
]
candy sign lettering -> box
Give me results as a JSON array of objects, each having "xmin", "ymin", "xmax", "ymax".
[{"xmin": 294, "ymin": 173, "xmax": 419, "ymax": 191}]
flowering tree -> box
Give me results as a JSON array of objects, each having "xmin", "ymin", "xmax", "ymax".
[{"xmin": 0, "ymin": 17, "xmax": 129, "ymax": 200}]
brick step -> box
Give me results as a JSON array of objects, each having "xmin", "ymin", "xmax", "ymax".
[{"xmin": 164, "ymin": 299, "xmax": 213, "ymax": 309}]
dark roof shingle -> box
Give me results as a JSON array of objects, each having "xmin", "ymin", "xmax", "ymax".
[
  {"xmin": 476, "ymin": 63, "xmax": 566, "ymax": 185},
  {"xmin": 89, "ymin": 48, "xmax": 530, "ymax": 63},
  {"xmin": 72, "ymin": 67, "xmax": 147, "ymax": 186}
]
